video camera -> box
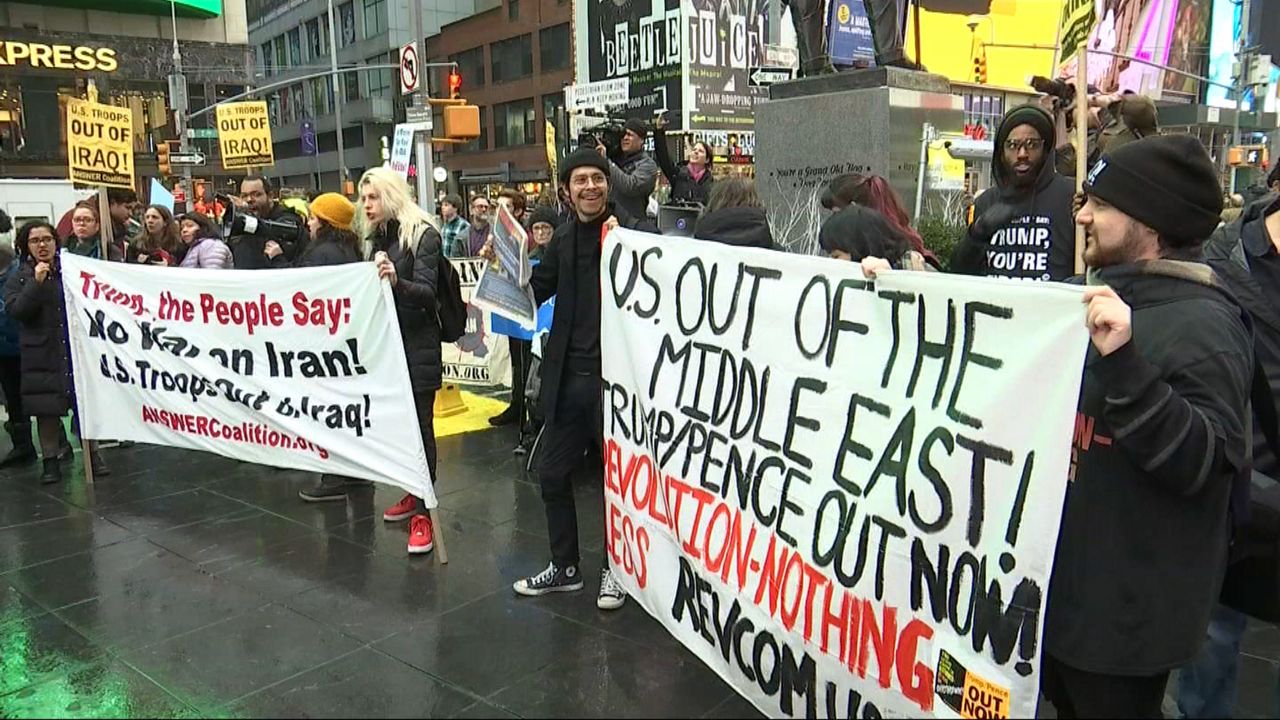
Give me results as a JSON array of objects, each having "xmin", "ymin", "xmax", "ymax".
[{"xmin": 578, "ymin": 120, "xmax": 627, "ymax": 163}]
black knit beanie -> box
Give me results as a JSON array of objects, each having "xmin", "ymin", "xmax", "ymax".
[
  {"xmin": 1084, "ymin": 134, "xmax": 1223, "ymax": 247},
  {"xmin": 528, "ymin": 205, "xmax": 561, "ymax": 230},
  {"xmin": 559, "ymin": 148, "xmax": 611, "ymax": 185},
  {"xmin": 624, "ymin": 118, "xmax": 649, "ymax": 140},
  {"xmin": 1000, "ymin": 104, "xmax": 1055, "ymax": 146}
]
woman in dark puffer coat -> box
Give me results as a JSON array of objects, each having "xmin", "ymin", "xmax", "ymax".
[{"xmin": 3, "ymin": 221, "xmax": 109, "ymax": 485}]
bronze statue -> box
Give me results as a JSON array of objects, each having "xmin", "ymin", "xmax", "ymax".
[{"xmin": 787, "ymin": 0, "xmax": 921, "ymax": 76}]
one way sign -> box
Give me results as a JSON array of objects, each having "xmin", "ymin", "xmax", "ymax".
[{"xmin": 749, "ymin": 66, "xmax": 793, "ymax": 87}]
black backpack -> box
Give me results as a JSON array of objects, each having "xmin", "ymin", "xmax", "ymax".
[{"xmin": 436, "ymin": 254, "xmax": 467, "ymax": 343}]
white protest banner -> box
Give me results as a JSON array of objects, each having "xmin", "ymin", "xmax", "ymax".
[
  {"xmin": 389, "ymin": 124, "xmax": 414, "ymax": 180},
  {"xmin": 600, "ymin": 229, "xmax": 1088, "ymax": 719},
  {"xmin": 62, "ymin": 253, "xmax": 434, "ymax": 503},
  {"xmin": 441, "ymin": 257, "xmax": 512, "ymax": 387}
]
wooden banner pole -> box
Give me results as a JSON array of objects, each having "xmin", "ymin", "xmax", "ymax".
[
  {"xmin": 429, "ymin": 509, "xmax": 449, "ymax": 564},
  {"xmin": 1073, "ymin": 48, "xmax": 1089, "ymax": 275}
]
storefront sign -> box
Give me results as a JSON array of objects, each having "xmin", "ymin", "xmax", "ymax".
[
  {"xmin": 216, "ymin": 102, "xmax": 274, "ymax": 170},
  {"xmin": 66, "ymin": 97, "xmax": 134, "ymax": 189},
  {"xmin": 0, "ymin": 41, "xmax": 117, "ymax": 72}
]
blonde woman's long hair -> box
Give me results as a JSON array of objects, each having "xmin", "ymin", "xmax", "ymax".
[{"xmin": 355, "ymin": 167, "xmax": 439, "ymax": 258}]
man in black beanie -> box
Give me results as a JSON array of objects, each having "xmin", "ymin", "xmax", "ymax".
[
  {"xmin": 512, "ymin": 148, "xmax": 655, "ymax": 611},
  {"xmin": 951, "ymin": 104, "xmax": 1076, "ymax": 281},
  {"xmin": 1043, "ymin": 134, "xmax": 1254, "ymax": 717},
  {"xmin": 595, "ymin": 118, "xmax": 658, "ymax": 222}
]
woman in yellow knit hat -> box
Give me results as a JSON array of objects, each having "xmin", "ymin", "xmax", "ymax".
[{"xmin": 267, "ymin": 192, "xmax": 361, "ymax": 268}]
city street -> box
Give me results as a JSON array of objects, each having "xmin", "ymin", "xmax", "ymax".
[
  {"xmin": 0, "ymin": 430, "xmax": 763, "ymax": 718},
  {"xmin": 0, "ymin": 429, "xmax": 1276, "ymax": 718}
]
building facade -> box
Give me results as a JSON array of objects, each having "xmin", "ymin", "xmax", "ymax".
[
  {"xmin": 0, "ymin": 0, "xmax": 252, "ymax": 190},
  {"xmin": 247, "ymin": 0, "xmax": 488, "ymax": 192},
  {"xmin": 425, "ymin": 0, "xmax": 572, "ymax": 199}
]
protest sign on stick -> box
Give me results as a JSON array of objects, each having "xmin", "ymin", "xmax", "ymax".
[
  {"xmin": 441, "ymin": 258, "xmax": 512, "ymax": 387},
  {"xmin": 600, "ymin": 229, "xmax": 1088, "ymax": 719},
  {"xmin": 62, "ymin": 255, "xmax": 435, "ymax": 504}
]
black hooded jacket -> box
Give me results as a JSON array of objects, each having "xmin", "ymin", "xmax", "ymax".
[
  {"xmin": 1046, "ymin": 261, "xmax": 1253, "ymax": 675},
  {"xmin": 1205, "ymin": 195, "xmax": 1280, "ymax": 477},
  {"xmin": 952, "ymin": 105, "xmax": 1076, "ymax": 281},
  {"xmin": 693, "ymin": 207, "xmax": 774, "ymax": 249}
]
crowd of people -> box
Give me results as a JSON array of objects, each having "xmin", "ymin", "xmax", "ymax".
[{"xmin": 2, "ymin": 92, "xmax": 1280, "ymax": 717}]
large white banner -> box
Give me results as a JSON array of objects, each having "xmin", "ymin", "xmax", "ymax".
[
  {"xmin": 600, "ymin": 230, "xmax": 1088, "ymax": 719},
  {"xmin": 62, "ymin": 253, "xmax": 435, "ymax": 504},
  {"xmin": 442, "ymin": 257, "xmax": 512, "ymax": 388}
]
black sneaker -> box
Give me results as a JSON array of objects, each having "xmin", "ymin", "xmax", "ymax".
[
  {"xmin": 513, "ymin": 562, "xmax": 583, "ymax": 596},
  {"xmin": 488, "ymin": 407, "xmax": 518, "ymax": 427},
  {"xmin": 298, "ymin": 482, "xmax": 349, "ymax": 502}
]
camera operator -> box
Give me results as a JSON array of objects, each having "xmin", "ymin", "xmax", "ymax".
[
  {"xmin": 1035, "ymin": 77, "xmax": 1158, "ymax": 179},
  {"xmin": 594, "ymin": 118, "xmax": 658, "ymax": 221},
  {"xmin": 227, "ymin": 175, "xmax": 308, "ymax": 269}
]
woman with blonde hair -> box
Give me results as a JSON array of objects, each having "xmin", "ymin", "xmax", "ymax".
[{"xmin": 299, "ymin": 168, "xmax": 446, "ymax": 557}]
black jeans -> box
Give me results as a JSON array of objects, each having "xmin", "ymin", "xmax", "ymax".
[
  {"xmin": 0, "ymin": 355, "xmax": 23, "ymax": 423},
  {"xmin": 862, "ymin": 0, "xmax": 906, "ymax": 64},
  {"xmin": 413, "ymin": 389, "xmax": 438, "ymax": 513},
  {"xmin": 1040, "ymin": 654, "xmax": 1170, "ymax": 719},
  {"xmin": 535, "ymin": 369, "xmax": 602, "ymax": 567},
  {"xmin": 509, "ymin": 338, "xmax": 530, "ymax": 427}
]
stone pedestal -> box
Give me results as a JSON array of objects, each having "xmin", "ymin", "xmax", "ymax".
[{"xmin": 755, "ymin": 67, "xmax": 964, "ymax": 252}]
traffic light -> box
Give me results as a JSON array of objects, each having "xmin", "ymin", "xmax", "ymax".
[
  {"xmin": 157, "ymin": 140, "xmax": 172, "ymax": 176},
  {"xmin": 973, "ymin": 51, "xmax": 988, "ymax": 84},
  {"xmin": 448, "ymin": 68, "xmax": 462, "ymax": 99}
]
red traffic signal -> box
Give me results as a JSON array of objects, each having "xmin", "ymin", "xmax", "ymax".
[{"xmin": 448, "ymin": 68, "xmax": 462, "ymax": 99}]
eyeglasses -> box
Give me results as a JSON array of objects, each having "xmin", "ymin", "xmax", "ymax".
[
  {"xmin": 1004, "ymin": 138, "xmax": 1046, "ymax": 152},
  {"xmin": 71, "ymin": 217, "xmax": 96, "ymax": 225},
  {"xmin": 29, "ymin": 236, "xmax": 56, "ymax": 246}
]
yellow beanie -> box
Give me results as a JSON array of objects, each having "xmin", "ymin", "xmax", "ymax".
[{"xmin": 309, "ymin": 193, "xmax": 355, "ymax": 231}]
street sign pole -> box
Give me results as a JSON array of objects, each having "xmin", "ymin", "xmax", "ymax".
[
  {"xmin": 327, "ymin": 0, "xmax": 346, "ymax": 192},
  {"xmin": 412, "ymin": 0, "xmax": 435, "ymax": 215}
]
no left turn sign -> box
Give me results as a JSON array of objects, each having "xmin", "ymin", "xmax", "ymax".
[{"xmin": 400, "ymin": 41, "xmax": 419, "ymax": 96}]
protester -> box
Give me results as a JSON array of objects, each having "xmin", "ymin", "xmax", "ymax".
[
  {"xmin": 107, "ymin": 188, "xmax": 139, "ymax": 251},
  {"xmin": 128, "ymin": 204, "xmax": 179, "ymax": 266},
  {"xmin": 4, "ymin": 221, "xmax": 110, "ymax": 484},
  {"xmin": 951, "ymin": 104, "xmax": 1075, "ymax": 281},
  {"xmin": 490, "ymin": 189, "xmax": 531, "ymax": 432},
  {"xmin": 0, "ymin": 239, "xmax": 33, "ymax": 467},
  {"xmin": 1055, "ymin": 93, "xmax": 1158, "ymax": 180},
  {"xmin": 653, "ymin": 114, "xmax": 713, "ymax": 207},
  {"xmin": 467, "ymin": 195, "xmax": 491, "ymax": 256},
  {"xmin": 310, "ymin": 167, "xmax": 444, "ymax": 557},
  {"xmin": 226, "ymin": 175, "xmax": 308, "ymax": 269},
  {"xmin": 439, "ymin": 194, "xmax": 471, "ymax": 259},
  {"xmin": 64, "ymin": 201, "xmax": 124, "ymax": 261},
  {"xmin": 692, "ymin": 178, "xmax": 774, "ymax": 249},
  {"xmin": 820, "ymin": 204, "xmax": 932, "ymax": 271},
  {"xmin": 819, "ymin": 173, "xmax": 937, "ymax": 267},
  {"xmin": 1177, "ymin": 190, "xmax": 1280, "ymax": 719},
  {"xmin": 598, "ymin": 119, "xmax": 659, "ymax": 221},
  {"xmin": 1041, "ymin": 135, "xmax": 1252, "ymax": 718},
  {"xmin": 271, "ymin": 193, "xmax": 363, "ymax": 269},
  {"xmin": 511, "ymin": 147, "xmax": 656, "ymax": 610},
  {"xmin": 177, "ymin": 213, "xmax": 232, "ymax": 269},
  {"xmin": 527, "ymin": 206, "xmax": 560, "ymax": 262}
]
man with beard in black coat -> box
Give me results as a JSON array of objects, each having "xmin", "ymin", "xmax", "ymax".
[
  {"xmin": 511, "ymin": 148, "xmax": 656, "ymax": 612},
  {"xmin": 1044, "ymin": 135, "xmax": 1253, "ymax": 717}
]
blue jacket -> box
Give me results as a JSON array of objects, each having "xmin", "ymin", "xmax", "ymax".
[{"xmin": 0, "ymin": 259, "xmax": 21, "ymax": 356}]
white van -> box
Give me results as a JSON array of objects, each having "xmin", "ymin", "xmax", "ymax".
[{"xmin": 0, "ymin": 179, "xmax": 95, "ymax": 244}]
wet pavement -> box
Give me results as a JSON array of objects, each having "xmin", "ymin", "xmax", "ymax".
[{"xmin": 0, "ymin": 429, "xmax": 1275, "ymax": 718}]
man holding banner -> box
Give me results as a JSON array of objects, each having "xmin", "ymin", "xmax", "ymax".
[
  {"xmin": 511, "ymin": 149, "xmax": 655, "ymax": 609},
  {"xmin": 1044, "ymin": 136, "xmax": 1253, "ymax": 716}
]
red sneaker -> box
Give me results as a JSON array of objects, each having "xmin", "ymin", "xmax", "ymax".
[
  {"xmin": 408, "ymin": 514, "xmax": 434, "ymax": 555},
  {"xmin": 383, "ymin": 494, "xmax": 417, "ymax": 522}
]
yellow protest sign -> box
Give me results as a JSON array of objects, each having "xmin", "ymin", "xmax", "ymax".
[
  {"xmin": 216, "ymin": 101, "xmax": 274, "ymax": 169},
  {"xmin": 65, "ymin": 97, "xmax": 134, "ymax": 189}
]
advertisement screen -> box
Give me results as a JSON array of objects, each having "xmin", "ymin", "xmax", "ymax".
[
  {"xmin": 1206, "ymin": 0, "xmax": 1278, "ymax": 112},
  {"xmin": 1058, "ymin": 0, "xmax": 1211, "ymax": 98}
]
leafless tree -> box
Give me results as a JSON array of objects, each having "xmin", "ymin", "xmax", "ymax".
[{"xmin": 767, "ymin": 179, "xmax": 824, "ymax": 255}]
